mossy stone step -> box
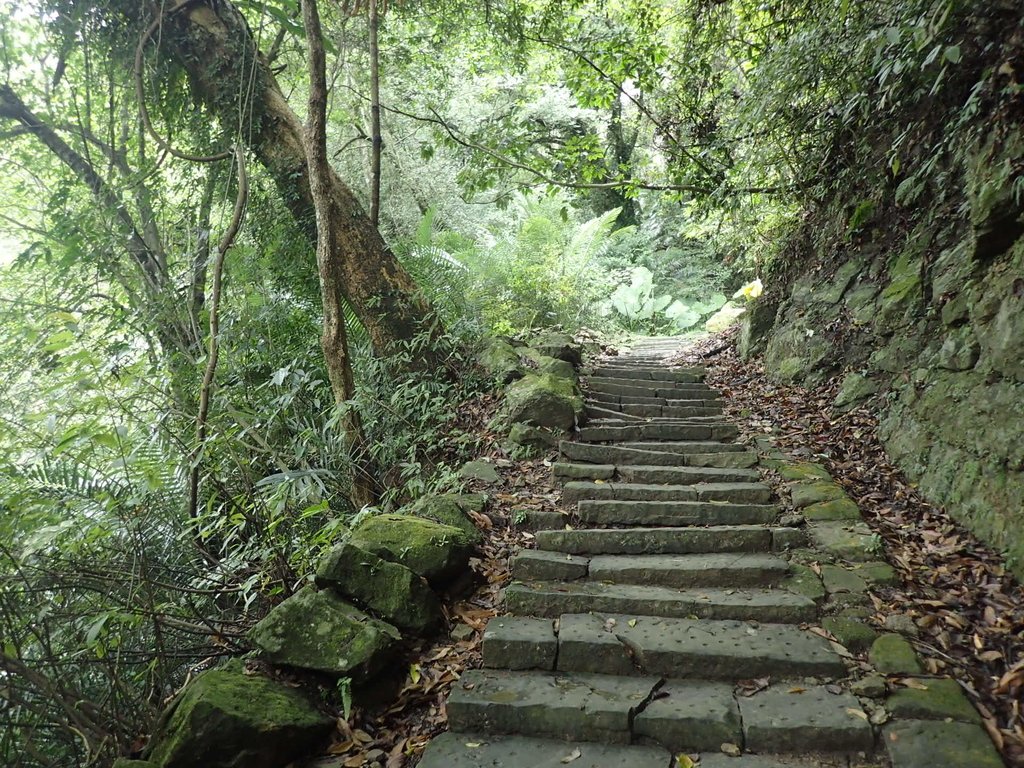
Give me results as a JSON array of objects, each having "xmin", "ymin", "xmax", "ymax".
[
  {"xmin": 578, "ymin": 423, "xmax": 739, "ymax": 442},
  {"xmin": 447, "ymin": 669, "xmax": 742, "ymax": 751},
  {"xmin": 622, "ymin": 404, "xmax": 725, "ymax": 418},
  {"xmin": 587, "ymin": 380, "xmax": 719, "ymax": 399},
  {"xmin": 505, "ymin": 581, "xmax": 817, "ymax": 623},
  {"xmin": 740, "ymin": 685, "xmax": 875, "ymax": 753},
  {"xmin": 558, "ymin": 441, "xmax": 756, "ymax": 468},
  {"xmin": 511, "ymin": 550, "xmax": 787, "ymax": 587},
  {"xmin": 562, "ymin": 480, "xmax": 773, "ymax": 505},
  {"xmin": 588, "ymin": 376, "xmax": 714, "ymax": 392},
  {"xmin": 555, "ymin": 613, "xmax": 845, "ymax": 680},
  {"xmin": 589, "ymin": 391, "xmax": 722, "ymax": 406},
  {"xmin": 552, "ymin": 462, "xmax": 761, "ymax": 485},
  {"xmin": 575, "ymin": 499, "xmax": 778, "ymax": 527},
  {"xmin": 416, "ymin": 732, "xmax": 671, "ymax": 768},
  {"xmin": 617, "ymin": 440, "xmax": 745, "ymax": 454},
  {"xmin": 586, "ymin": 552, "xmax": 789, "ymax": 588},
  {"xmin": 535, "ymin": 524, "xmax": 773, "ymax": 555},
  {"xmin": 447, "ymin": 669, "xmax": 661, "ymax": 744},
  {"xmin": 591, "ymin": 367, "xmax": 706, "ymax": 382}
]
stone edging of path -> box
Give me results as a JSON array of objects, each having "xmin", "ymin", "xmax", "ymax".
[{"xmin": 756, "ymin": 437, "xmax": 1004, "ymax": 767}]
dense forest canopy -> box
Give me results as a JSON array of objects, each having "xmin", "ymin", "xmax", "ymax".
[{"xmin": 0, "ymin": 0, "xmax": 1015, "ymax": 764}]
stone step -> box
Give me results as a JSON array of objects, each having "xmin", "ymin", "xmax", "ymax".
[
  {"xmin": 562, "ymin": 481, "xmax": 773, "ymax": 505},
  {"xmin": 620, "ymin": 403, "xmax": 725, "ymax": 418},
  {"xmin": 504, "ymin": 581, "xmax": 817, "ymax": 623},
  {"xmin": 552, "ymin": 463, "xmax": 762, "ymax": 485},
  {"xmin": 578, "ymin": 423, "xmax": 739, "ymax": 442},
  {"xmin": 559, "ymin": 441, "xmax": 757, "ymax": 468},
  {"xmin": 588, "ymin": 379, "xmax": 718, "ymax": 399},
  {"xmin": 481, "ymin": 613, "xmax": 845, "ymax": 681},
  {"xmin": 512, "ymin": 550, "xmax": 788, "ymax": 587},
  {"xmin": 588, "ymin": 416, "xmax": 726, "ymax": 426},
  {"xmin": 589, "ymin": 391, "xmax": 722, "ymax": 406},
  {"xmin": 416, "ymin": 732, "xmax": 671, "ymax": 768},
  {"xmin": 575, "ymin": 499, "xmax": 778, "ymax": 526},
  {"xmin": 583, "ymin": 405, "xmax": 645, "ymax": 422},
  {"xmin": 618, "ymin": 440, "xmax": 747, "ymax": 454},
  {"xmin": 535, "ymin": 525, "xmax": 774, "ymax": 555},
  {"xmin": 590, "ymin": 367, "xmax": 705, "ymax": 383}
]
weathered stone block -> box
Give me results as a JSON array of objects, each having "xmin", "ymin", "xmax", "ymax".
[{"xmin": 869, "ymin": 634, "xmax": 922, "ymax": 675}]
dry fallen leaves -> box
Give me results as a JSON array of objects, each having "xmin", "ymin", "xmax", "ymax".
[{"xmin": 673, "ymin": 330, "xmax": 1024, "ymax": 765}]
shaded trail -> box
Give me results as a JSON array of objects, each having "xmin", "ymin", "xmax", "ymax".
[{"xmin": 416, "ymin": 338, "xmax": 892, "ymax": 767}]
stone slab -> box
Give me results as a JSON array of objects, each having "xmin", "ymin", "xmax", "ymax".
[
  {"xmin": 820, "ymin": 565, "xmax": 868, "ymax": 594},
  {"xmin": 809, "ymin": 521, "xmax": 879, "ymax": 562},
  {"xmin": 535, "ymin": 525, "xmax": 772, "ymax": 555},
  {"xmin": 886, "ymin": 677, "xmax": 980, "ymax": 723},
  {"xmin": 633, "ymin": 679, "xmax": 741, "ymax": 751},
  {"xmin": 616, "ymin": 465, "xmax": 762, "ymax": 485},
  {"xmin": 505, "ymin": 582, "xmax": 817, "ymax": 623},
  {"xmin": 617, "ymin": 441, "xmax": 744, "ymax": 454},
  {"xmin": 447, "ymin": 669, "xmax": 658, "ymax": 744},
  {"xmin": 790, "ymin": 482, "xmax": 848, "ymax": 508},
  {"xmin": 592, "ymin": 367, "xmax": 705, "ymax": 382},
  {"xmin": 483, "ymin": 617, "xmax": 557, "ymax": 671},
  {"xmin": 562, "ymin": 481, "xmax": 773, "ymax": 505},
  {"xmin": 802, "ymin": 498, "xmax": 863, "ymax": 521},
  {"xmin": 512, "ymin": 550, "xmax": 589, "ymax": 581},
  {"xmin": 883, "ymin": 720, "xmax": 1003, "ymax": 768},
  {"xmin": 556, "ymin": 614, "xmax": 845, "ymax": 679},
  {"xmin": 552, "ymin": 463, "xmax": 616, "ymax": 481},
  {"xmin": 869, "ymin": 634, "xmax": 923, "ymax": 674},
  {"xmin": 740, "ymin": 685, "xmax": 875, "ymax": 752},
  {"xmin": 416, "ymin": 733, "xmax": 672, "ymax": 768},
  {"xmin": 586, "ymin": 553, "xmax": 788, "ymax": 588},
  {"xmin": 576, "ymin": 500, "xmax": 778, "ymax": 527}
]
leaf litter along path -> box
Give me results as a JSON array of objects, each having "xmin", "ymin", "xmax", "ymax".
[
  {"xmin": 304, "ymin": 410, "xmax": 561, "ymax": 768},
  {"xmin": 670, "ymin": 329, "xmax": 1024, "ymax": 767}
]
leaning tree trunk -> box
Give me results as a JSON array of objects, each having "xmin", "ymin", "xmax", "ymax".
[{"xmin": 157, "ymin": 0, "xmax": 441, "ymax": 360}]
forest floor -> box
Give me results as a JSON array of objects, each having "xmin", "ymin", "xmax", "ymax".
[
  {"xmin": 308, "ymin": 329, "xmax": 1023, "ymax": 768},
  {"xmin": 674, "ymin": 330, "xmax": 1024, "ymax": 766}
]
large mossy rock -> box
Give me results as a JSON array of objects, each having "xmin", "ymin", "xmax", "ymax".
[
  {"xmin": 349, "ymin": 514, "xmax": 475, "ymax": 586},
  {"xmin": 530, "ymin": 331, "xmax": 583, "ymax": 367},
  {"xmin": 146, "ymin": 662, "xmax": 333, "ymax": 768},
  {"xmin": 315, "ymin": 542, "xmax": 443, "ymax": 635},
  {"xmin": 249, "ymin": 586, "xmax": 399, "ymax": 678},
  {"xmin": 407, "ymin": 494, "xmax": 484, "ymax": 541},
  {"xmin": 737, "ymin": 298, "xmax": 779, "ymax": 360},
  {"xmin": 477, "ymin": 338, "xmax": 524, "ymax": 384},
  {"xmin": 502, "ymin": 372, "xmax": 582, "ymax": 430}
]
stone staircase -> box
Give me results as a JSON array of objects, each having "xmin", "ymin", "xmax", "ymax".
[{"xmin": 419, "ymin": 341, "xmax": 882, "ymax": 767}]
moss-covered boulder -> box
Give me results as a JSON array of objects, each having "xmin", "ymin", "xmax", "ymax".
[
  {"xmin": 315, "ymin": 542, "xmax": 443, "ymax": 635},
  {"xmin": 407, "ymin": 494, "xmax": 483, "ymax": 541},
  {"xmin": 478, "ymin": 338, "xmax": 524, "ymax": 384},
  {"xmin": 502, "ymin": 372, "xmax": 582, "ymax": 430},
  {"xmin": 146, "ymin": 662, "xmax": 333, "ymax": 768},
  {"xmin": 530, "ymin": 331, "xmax": 583, "ymax": 367},
  {"xmin": 835, "ymin": 373, "xmax": 880, "ymax": 409},
  {"xmin": 870, "ymin": 633, "xmax": 923, "ymax": 675},
  {"xmin": 249, "ymin": 587, "xmax": 399, "ymax": 678},
  {"xmin": 349, "ymin": 514, "xmax": 475, "ymax": 586},
  {"xmin": 538, "ymin": 356, "xmax": 576, "ymax": 379},
  {"xmin": 458, "ymin": 460, "xmax": 501, "ymax": 484},
  {"xmin": 737, "ymin": 298, "xmax": 779, "ymax": 360},
  {"xmin": 506, "ymin": 423, "xmax": 560, "ymax": 455}
]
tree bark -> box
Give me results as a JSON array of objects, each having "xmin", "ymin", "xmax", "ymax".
[
  {"xmin": 301, "ymin": 0, "xmax": 378, "ymax": 509},
  {"xmin": 157, "ymin": 0, "xmax": 441, "ymax": 359},
  {"xmin": 368, "ymin": 0, "xmax": 382, "ymax": 227}
]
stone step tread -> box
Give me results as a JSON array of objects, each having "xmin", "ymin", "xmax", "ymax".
[
  {"xmin": 553, "ymin": 463, "xmax": 762, "ymax": 485},
  {"xmin": 535, "ymin": 525, "xmax": 777, "ymax": 555},
  {"xmin": 590, "ymin": 392, "xmax": 723, "ymax": 406},
  {"xmin": 590, "ymin": 367, "xmax": 706, "ymax": 382},
  {"xmin": 416, "ymin": 732, "xmax": 670, "ymax": 768},
  {"xmin": 512, "ymin": 550, "xmax": 789, "ymax": 587},
  {"xmin": 578, "ymin": 424, "xmax": 739, "ymax": 442},
  {"xmin": 575, "ymin": 499, "xmax": 778, "ymax": 526},
  {"xmin": 587, "ymin": 381, "xmax": 719, "ymax": 398},
  {"xmin": 504, "ymin": 581, "xmax": 817, "ymax": 623},
  {"xmin": 588, "ymin": 416, "xmax": 728, "ymax": 425},
  {"xmin": 482, "ymin": 612, "xmax": 845, "ymax": 680},
  {"xmin": 418, "ymin": 733, "xmax": 868, "ymax": 768},
  {"xmin": 559, "ymin": 442, "xmax": 758, "ymax": 469},
  {"xmin": 447, "ymin": 670, "xmax": 872, "ymax": 753},
  {"xmin": 588, "ymin": 376, "xmax": 713, "ymax": 390},
  {"xmin": 563, "ymin": 480, "xmax": 773, "ymax": 505},
  {"xmin": 617, "ymin": 440, "xmax": 747, "ymax": 453}
]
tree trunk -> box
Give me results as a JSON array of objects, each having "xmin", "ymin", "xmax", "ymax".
[
  {"xmin": 160, "ymin": 0, "xmax": 441, "ymax": 360},
  {"xmin": 301, "ymin": 0, "xmax": 378, "ymax": 510},
  {"xmin": 368, "ymin": 0, "xmax": 382, "ymax": 227}
]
